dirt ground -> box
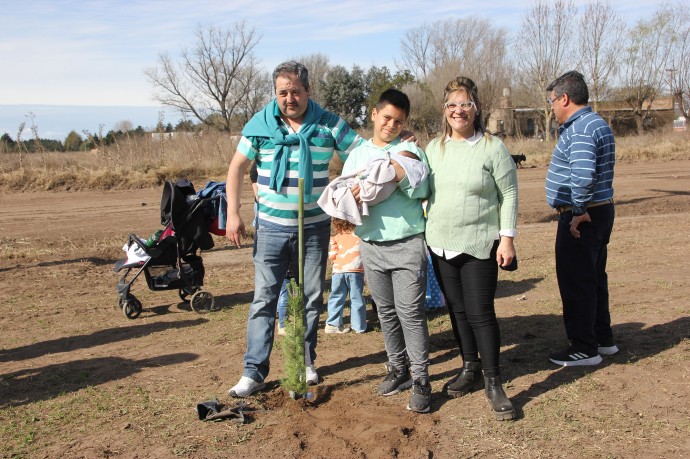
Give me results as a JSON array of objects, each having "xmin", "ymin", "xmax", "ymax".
[{"xmin": 1, "ymin": 160, "xmax": 689, "ymax": 459}]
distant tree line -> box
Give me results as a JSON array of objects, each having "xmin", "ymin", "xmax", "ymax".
[
  {"xmin": 3, "ymin": 0, "xmax": 688, "ymax": 154},
  {"xmin": 1, "ymin": 118, "xmax": 199, "ymax": 153},
  {"xmin": 146, "ymin": 0, "xmax": 688, "ymax": 141}
]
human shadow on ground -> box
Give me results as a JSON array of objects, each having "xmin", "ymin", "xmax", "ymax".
[
  {"xmin": 0, "ymin": 318, "xmax": 206, "ymax": 363},
  {"xmin": 129, "ymin": 289, "xmax": 254, "ymax": 318},
  {"xmin": 0, "ymin": 257, "xmax": 114, "ymax": 273},
  {"xmin": 213, "ymin": 291, "xmax": 255, "ymax": 310},
  {"xmin": 0, "ymin": 352, "xmax": 198, "ymax": 408},
  {"xmin": 496, "ymin": 277, "xmax": 543, "ymax": 299},
  {"xmin": 427, "ymin": 314, "xmax": 690, "ymax": 417}
]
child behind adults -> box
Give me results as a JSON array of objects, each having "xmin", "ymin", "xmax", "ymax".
[
  {"xmin": 325, "ymin": 218, "xmax": 366, "ymax": 334},
  {"xmin": 341, "ymin": 88, "xmax": 432, "ymax": 413}
]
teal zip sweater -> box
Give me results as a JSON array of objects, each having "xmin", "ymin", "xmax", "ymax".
[{"xmin": 341, "ymin": 138, "xmax": 430, "ymax": 242}]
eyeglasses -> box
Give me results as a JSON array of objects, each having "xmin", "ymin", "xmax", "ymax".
[
  {"xmin": 444, "ymin": 101, "xmax": 476, "ymax": 112},
  {"xmin": 548, "ymin": 94, "xmax": 564, "ymax": 105}
]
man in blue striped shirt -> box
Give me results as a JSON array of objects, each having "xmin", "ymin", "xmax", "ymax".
[
  {"xmin": 225, "ymin": 61, "xmax": 363, "ymax": 397},
  {"xmin": 545, "ymin": 71, "xmax": 618, "ymax": 367}
]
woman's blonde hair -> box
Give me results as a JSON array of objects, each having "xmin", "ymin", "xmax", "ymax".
[{"xmin": 440, "ymin": 76, "xmax": 490, "ymax": 152}]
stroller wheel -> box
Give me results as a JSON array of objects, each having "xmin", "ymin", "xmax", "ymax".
[
  {"xmin": 121, "ymin": 295, "xmax": 143, "ymax": 319},
  {"xmin": 178, "ymin": 288, "xmax": 193, "ymax": 303},
  {"xmin": 190, "ymin": 290, "xmax": 215, "ymax": 314}
]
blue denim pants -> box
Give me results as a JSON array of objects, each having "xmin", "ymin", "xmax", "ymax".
[
  {"xmin": 326, "ymin": 272, "xmax": 366, "ymax": 332},
  {"xmin": 277, "ymin": 278, "xmax": 290, "ymax": 328},
  {"xmin": 243, "ymin": 223, "xmax": 330, "ymax": 383}
]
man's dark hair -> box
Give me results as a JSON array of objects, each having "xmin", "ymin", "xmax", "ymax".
[
  {"xmin": 376, "ymin": 88, "xmax": 410, "ymax": 118},
  {"xmin": 272, "ymin": 61, "xmax": 310, "ymax": 91},
  {"xmin": 547, "ymin": 71, "xmax": 589, "ymax": 105}
]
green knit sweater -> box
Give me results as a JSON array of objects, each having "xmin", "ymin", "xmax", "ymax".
[{"xmin": 425, "ymin": 135, "xmax": 518, "ymax": 260}]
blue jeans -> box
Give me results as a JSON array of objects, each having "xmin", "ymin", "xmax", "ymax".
[
  {"xmin": 243, "ymin": 223, "xmax": 330, "ymax": 382},
  {"xmin": 277, "ymin": 278, "xmax": 289, "ymax": 328},
  {"xmin": 326, "ymin": 272, "xmax": 366, "ymax": 332}
]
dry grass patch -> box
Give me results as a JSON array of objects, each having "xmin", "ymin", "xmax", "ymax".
[{"xmin": 3, "ymin": 129, "xmax": 689, "ymax": 192}]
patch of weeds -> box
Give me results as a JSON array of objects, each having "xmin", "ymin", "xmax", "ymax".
[
  {"xmin": 134, "ymin": 385, "xmax": 151, "ymax": 403},
  {"xmin": 231, "ymin": 429, "xmax": 253, "ymax": 445},
  {"xmin": 172, "ymin": 443, "xmax": 198, "ymax": 457},
  {"xmin": 652, "ymin": 280, "xmax": 687, "ymax": 290},
  {"xmin": 427, "ymin": 312, "xmax": 450, "ymax": 332},
  {"xmin": 22, "ymin": 430, "xmax": 36, "ymax": 446}
]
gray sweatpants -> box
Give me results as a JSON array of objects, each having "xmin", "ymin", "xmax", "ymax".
[{"xmin": 360, "ymin": 234, "xmax": 430, "ymax": 380}]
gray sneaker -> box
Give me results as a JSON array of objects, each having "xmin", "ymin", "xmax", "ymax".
[
  {"xmin": 377, "ymin": 364, "xmax": 412, "ymax": 396},
  {"xmin": 407, "ymin": 377, "xmax": 432, "ymax": 413}
]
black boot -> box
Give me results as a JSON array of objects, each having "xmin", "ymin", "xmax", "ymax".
[
  {"xmin": 484, "ymin": 375, "xmax": 515, "ymax": 421},
  {"xmin": 443, "ymin": 361, "xmax": 484, "ymax": 398}
]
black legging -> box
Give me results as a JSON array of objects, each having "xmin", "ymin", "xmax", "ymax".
[{"xmin": 430, "ymin": 242, "xmax": 501, "ymax": 377}]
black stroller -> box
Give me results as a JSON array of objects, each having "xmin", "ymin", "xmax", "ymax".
[{"xmin": 114, "ymin": 178, "xmax": 222, "ymax": 319}]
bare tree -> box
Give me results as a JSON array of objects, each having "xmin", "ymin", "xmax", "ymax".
[
  {"xmin": 578, "ymin": 0, "xmax": 625, "ymax": 111},
  {"xmin": 145, "ymin": 22, "xmax": 262, "ymax": 132},
  {"xmin": 619, "ymin": 4, "xmax": 677, "ymax": 134},
  {"xmin": 513, "ymin": 0, "xmax": 578, "ymax": 140},
  {"xmin": 398, "ymin": 17, "xmax": 511, "ymax": 131},
  {"xmin": 666, "ymin": 2, "xmax": 690, "ymax": 120},
  {"xmin": 113, "ymin": 120, "xmax": 134, "ymax": 132},
  {"xmin": 397, "ymin": 23, "xmax": 434, "ymax": 79},
  {"xmin": 292, "ymin": 53, "xmax": 330, "ymax": 104},
  {"xmin": 403, "ymin": 82, "xmax": 441, "ymax": 141},
  {"xmin": 235, "ymin": 59, "xmax": 273, "ymax": 127}
]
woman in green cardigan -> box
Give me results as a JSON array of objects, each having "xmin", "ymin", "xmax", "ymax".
[{"xmin": 425, "ymin": 76, "xmax": 518, "ymax": 421}]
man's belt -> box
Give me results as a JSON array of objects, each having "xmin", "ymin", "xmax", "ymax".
[{"xmin": 556, "ymin": 198, "xmax": 614, "ymax": 214}]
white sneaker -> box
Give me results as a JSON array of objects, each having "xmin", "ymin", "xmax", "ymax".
[
  {"xmin": 598, "ymin": 344, "xmax": 619, "ymax": 355},
  {"xmin": 305, "ymin": 365, "xmax": 319, "ymax": 386},
  {"xmin": 228, "ymin": 376, "xmax": 266, "ymax": 397},
  {"xmin": 325, "ymin": 324, "xmax": 351, "ymax": 334},
  {"xmin": 277, "ymin": 326, "xmax": 286, "ymax": 336}
]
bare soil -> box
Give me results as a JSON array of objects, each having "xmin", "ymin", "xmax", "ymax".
[{"xmin": 1, "ymin": 160, "xmax": 689, "ymax": 459}]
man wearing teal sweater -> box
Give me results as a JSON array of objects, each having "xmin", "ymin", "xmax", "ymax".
[{"xmin": 225, "ymin": 61, "xmax": 363, "ymax": 398}]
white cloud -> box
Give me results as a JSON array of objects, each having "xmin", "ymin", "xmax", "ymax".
[{"xmin": 0, "ymin": 0, "xmax": 670, "ymax": 106}]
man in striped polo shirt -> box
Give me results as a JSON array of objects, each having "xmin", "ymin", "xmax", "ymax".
[
  {"xmin": 545, "ymin": 71, "xmax": 618, "ymax": 367},
  {"xmin": 224, "ymin": 61, "xmax": 363, "ymax": 397}
]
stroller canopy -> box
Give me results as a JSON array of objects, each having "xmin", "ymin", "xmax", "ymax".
[{"xmin": 160, "ymin": 178, "xmax": 214, "ymax": 253}]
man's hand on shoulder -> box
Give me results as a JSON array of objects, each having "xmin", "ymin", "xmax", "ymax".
[{"xmin": 400, "ymin": 130, "xmax": 418, "ymax": 145}]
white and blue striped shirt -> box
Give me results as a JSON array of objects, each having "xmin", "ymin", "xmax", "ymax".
[
  {"xmin": 545, "ymin": 107, "xmax": 615, "ymax": 215},
  {"xmin": 238, "ymin": 110, "xmax": 362, "ymax": 229}
]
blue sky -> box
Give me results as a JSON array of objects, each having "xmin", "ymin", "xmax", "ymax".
[{"xmin": 1, "ymin": 0, "xmax": 666, "ymax": 140}]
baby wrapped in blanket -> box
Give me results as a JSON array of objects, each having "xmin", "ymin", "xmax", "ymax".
[{"xmin": 317, "ymin": 150, "xmax": 428, "ymax": 225}]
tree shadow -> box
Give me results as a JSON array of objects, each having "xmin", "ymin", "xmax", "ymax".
[
  {"xmin": 0, "ymin": 352, "xmax": 198, "ymax": 408},
  {"xmin": 0, "ymin": 318, "xmax": 206, "ymax": 363}
]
